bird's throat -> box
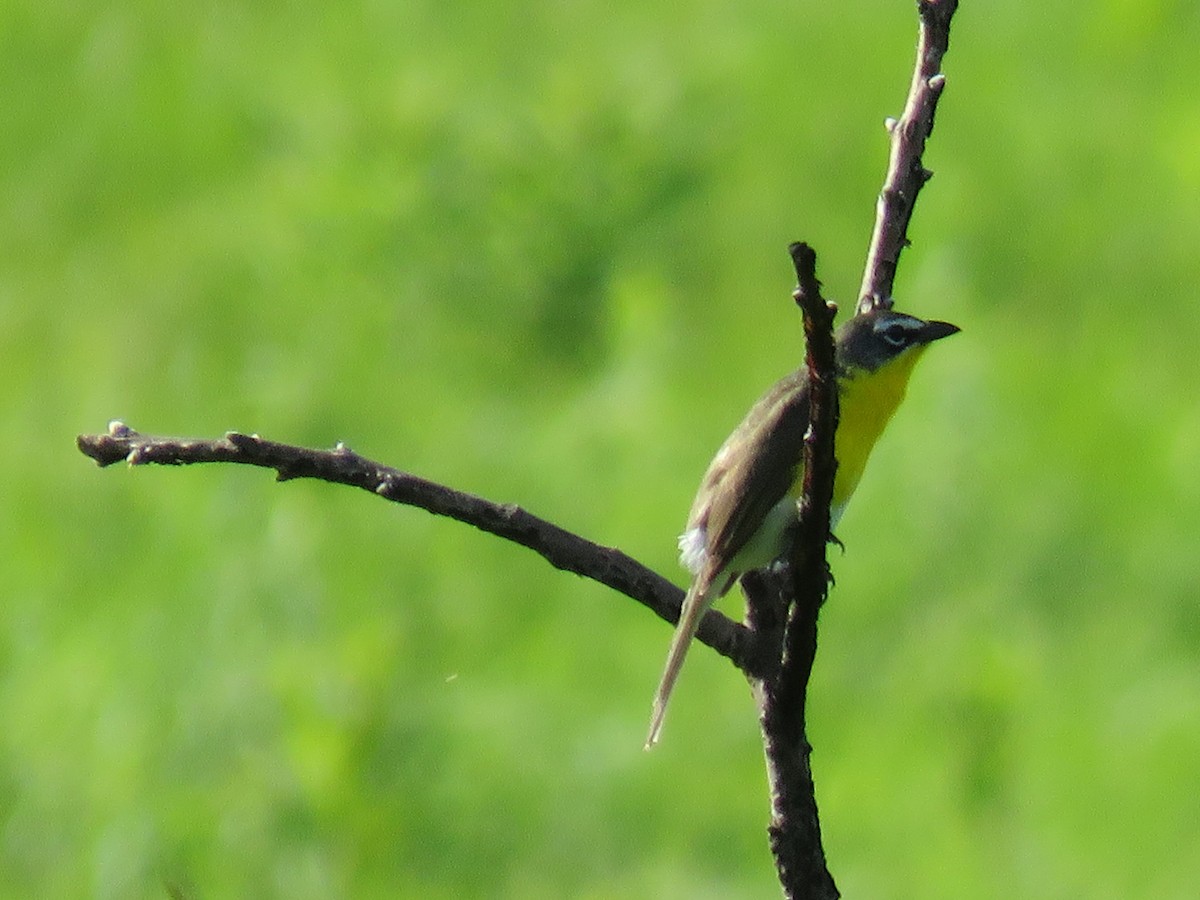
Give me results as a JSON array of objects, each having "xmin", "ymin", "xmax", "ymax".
[{"xmin": 829, "ymin": 347, "xmax": 930, "ymax": 508}]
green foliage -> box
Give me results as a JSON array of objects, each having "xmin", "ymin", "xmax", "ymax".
[{"xmin": 3, "ymin": 1, "xmax": 1199, "ymax": 896}]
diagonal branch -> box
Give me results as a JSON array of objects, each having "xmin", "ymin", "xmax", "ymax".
[
  {"xmin": 76, "ymin": 422, "xmax": 762, "ymax": 674},
  {"xmin": 857, "ymin": 0, "xmax": 959, "ymax": 314}
]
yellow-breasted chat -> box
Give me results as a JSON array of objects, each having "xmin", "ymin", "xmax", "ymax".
[{"xmin": 647, "ymin": 308, "xmax": 959, "ymax": 747}]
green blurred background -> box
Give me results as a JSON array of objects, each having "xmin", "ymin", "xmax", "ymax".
[{"xmin": 4, "ymin": 1, "xmax": 1199, "ymax": 897}]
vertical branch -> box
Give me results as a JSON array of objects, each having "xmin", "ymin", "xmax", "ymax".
[
  {"xmin": 756, "ymin": 242, "xmax": 840, "ymax": 900},
  {"xmin": 756, "ymin": 4, "xmax": 960, "ymax": 895},
  {"xmin": 857, "ymin": 0, "xmax": 960, "ymax": 314}
]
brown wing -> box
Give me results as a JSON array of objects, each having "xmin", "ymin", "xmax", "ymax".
[{"xmin": 687, "ymin": 368, "xmax": 811, "ymax": 570}]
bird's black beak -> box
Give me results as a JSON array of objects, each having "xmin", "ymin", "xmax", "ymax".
[{"xmin": 919, "ymin": 320, "xmax": 961, "ymax": 343}]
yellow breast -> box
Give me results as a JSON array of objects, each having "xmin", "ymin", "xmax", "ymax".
[{"xmin": 796, "ymin": 346, "xmax": 932, "ymax": 514}]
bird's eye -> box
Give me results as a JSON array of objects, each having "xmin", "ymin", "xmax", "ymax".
[{"xmin": 880, "ymin": 323, "xmax": 909, "ymax": 347}]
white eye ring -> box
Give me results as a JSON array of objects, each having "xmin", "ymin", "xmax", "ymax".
[{"xmin": 880, "ymin": 323, "xmax": 909, "ymax": 347}]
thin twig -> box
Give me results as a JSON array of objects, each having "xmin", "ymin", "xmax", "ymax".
[
  {"xmin": 755, "ymin": 243, "xmax": 840, "ymax": 900},
  {"xmin": 857, "ymin": 0, "xmax": 959, "ymax": 314},
  {"xmin": 76, "ymin": 422, "xmax": 762, "ymax": 673}
]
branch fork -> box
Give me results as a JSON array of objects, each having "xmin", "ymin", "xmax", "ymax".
[{"xmin": 76, "ymin": 3, "xmax": 959, "ymax": 897}]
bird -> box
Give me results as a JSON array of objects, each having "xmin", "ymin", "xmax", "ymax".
[{"xmin": 646, "ymin": 308, "xmax": 959, "ymax": 747}]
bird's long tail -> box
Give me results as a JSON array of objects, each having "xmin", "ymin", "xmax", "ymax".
[{"xmin": 645, "ymin": 576, "xmax": 715, "ymax": 749}]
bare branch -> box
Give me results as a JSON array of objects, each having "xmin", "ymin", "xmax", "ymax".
[
  {"xmin": 74, "ymin": 5, "xmax": 962, "ymax": 897},
  {"xmin": 857, "ymin": 0, "xmax": 959, "ymax": 314},
  {"xmin": 754, "ymin": 243, "xmax": 840, "ymax": 900},
  {"xmin": 747, "ymin": 6, "xmax": 962, "ymax": 895},
  {"xmin": 77, "ymin": 422, "xmax": 761, "ymax": 672}
]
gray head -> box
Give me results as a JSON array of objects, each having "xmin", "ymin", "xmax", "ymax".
[{"xmin": 834, "ymin": 309, "xmax": 960, "ymax": 375}]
